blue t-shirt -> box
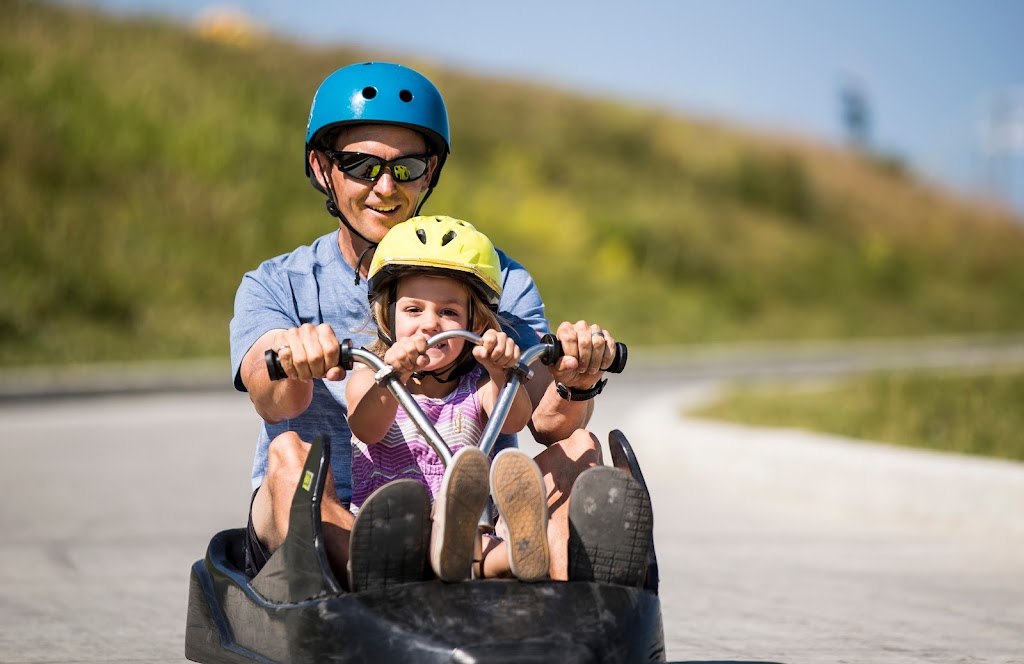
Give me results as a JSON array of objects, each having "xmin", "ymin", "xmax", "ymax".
[{"xmin": 229, "ymin": 229, "xmax": 549, "ymax": 500}]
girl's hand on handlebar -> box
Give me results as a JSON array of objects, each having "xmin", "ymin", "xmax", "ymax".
[
  {"xmin": 383, "ymin": 333, "xmax": 431, "ymax": 377},
  {"xmin": 548, "ymin": 320, "xmax": 617, "ymax": 388},
  {"xmin": 274, "ymin": 323, "xmax": 345, "ymax": 381},
  {"xmin": 473, "ymin": 329, "xmax": 521, "ymax": 381}
]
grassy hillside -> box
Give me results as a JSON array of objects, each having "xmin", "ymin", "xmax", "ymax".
[
  {"xmin": 690, "ymin": 367, "xmax": 1024, "ymax": 463},
  {"xmin": 3, "ymin": 0, "xmax": 1024, "ymax": 367}
]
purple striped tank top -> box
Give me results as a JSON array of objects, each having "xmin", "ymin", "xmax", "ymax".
[{"xmin": 350, "ymin": 364, "xmax": 487, "ymax": 510}]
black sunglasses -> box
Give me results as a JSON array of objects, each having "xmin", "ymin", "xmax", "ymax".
[{"xmin": 323, "ymin": 150, "xmax": 431, "ymax": 183}]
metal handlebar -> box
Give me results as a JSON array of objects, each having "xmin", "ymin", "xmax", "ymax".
[{"xmin": 264, "ymin": 330, "xmax": 628, "ymax": 465}]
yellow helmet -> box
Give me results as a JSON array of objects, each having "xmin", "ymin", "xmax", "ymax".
[{"xmin": 368, "ymin": 216, "xmax": 502, "ymax": 307}]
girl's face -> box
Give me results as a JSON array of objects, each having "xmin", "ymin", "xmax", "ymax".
[{"xmin": 393, "ymin": 274, "xmax": 471, "ymax": 371}]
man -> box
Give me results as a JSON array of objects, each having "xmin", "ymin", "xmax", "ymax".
[{"xmin": 230, "ymin": 62, "xmax": 649, "ymax": 588}]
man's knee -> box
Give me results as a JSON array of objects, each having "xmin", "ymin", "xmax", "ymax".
[
  {"xmin": 266, "ymin": 431, "xmax": 309, "ymax": 481},
  {"xmin": 255, "ymin": 433, "xmax": 311, "ymax": 552},
  {"xmin": 562, "ymin": 429, "xmax": 603, "ymax": 466},
  {"xmin": 534, "ymin": 429, "xmax": 602, "ymax": 485},
  {"xmin": 265, "ymin": 431, "xmax": 340, "ymax": 502}
]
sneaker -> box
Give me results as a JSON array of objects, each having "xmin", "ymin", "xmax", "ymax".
[
  {"xmin": 490, "ymin": 449, "xmax": 550, "ymax": 582},
  {"xmin": 567, "ymin": 466, "xmax": 653, "ymax": 587},
  {"xmin": 431, "ymin": 446, "xmax": 490, "ymax": 582},
  {"xmin": 347, "ymin": 479, "xmax": 431, "ymax": 592}
]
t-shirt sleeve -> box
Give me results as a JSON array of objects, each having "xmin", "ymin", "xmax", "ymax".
[
  {"xmin": 496, "ymin": 250, "xmax": 550, "ymax": 349},
  {"xmin": 229, "ymin": 262, "xmax": 298, "ymax": 392}
]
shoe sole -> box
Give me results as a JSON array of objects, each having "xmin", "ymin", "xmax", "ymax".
[
  {"xmin": 348, "ymin": 479, "xmax": 431, "ymax": 592},
  {"xmin": 432, "ymin": 447, "xmax": 490, "ymax": 582},
  {"xmin": 568, "ymin": 466, "xmax": 653, "ymax": 587},
  {"xmin": 490, "ymin": 450, "xmax": 550, "ymax": 582}
]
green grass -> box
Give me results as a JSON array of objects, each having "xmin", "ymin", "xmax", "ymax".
[
  {"xmin": 689, "ymin": 369, "xmax": 1024, "ymax": 463},
  {"xmin": 3, "ymin": 0, "xmax": 1024, "ymax": 367}
]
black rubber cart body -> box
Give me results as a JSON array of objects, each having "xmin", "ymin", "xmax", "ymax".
[{"xmin": 185, "ymin": 332, "xmax": 664, "ymax": 663}]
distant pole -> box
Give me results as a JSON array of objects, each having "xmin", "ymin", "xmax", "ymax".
[
  {"xmin": 839, "ymin": 73, "xmax": 872, "ymax": 153},
  {"xmin": 980, "ymin": 88, "xmax": 1024, "ymax": 213}
]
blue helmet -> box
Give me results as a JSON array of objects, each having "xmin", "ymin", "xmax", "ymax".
[{"xmin": 305, "ymin": 62, "xmax": 451, "ymax": 189}]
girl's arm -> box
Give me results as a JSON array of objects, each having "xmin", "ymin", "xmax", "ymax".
[
  {"xmin": 347, "ymin": 334, "xmax": 431, "ymax": 443},
  {"xmin": 478, "ymin": 374, "xmax": 533, "ymax": 434},
  {"xmin": 474, "ymin": 329, "xmax": 533, "ymax": 434},
  {"xmin": 345, "ymin": 366, "xmax": 400, "ymax": 444}
]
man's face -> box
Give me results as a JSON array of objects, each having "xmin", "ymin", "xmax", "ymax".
[{"xmin": 311, "ymin": 124, "xmax": 437, "ymax": 243}]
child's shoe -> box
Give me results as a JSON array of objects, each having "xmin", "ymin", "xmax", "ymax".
[
  {"xmin": 430, "ymin": 446, "xmax": 490, "ymax": 582},
  {"xmin": 490, "ymin": 448, "xmax": 550, "ymax": 582}
]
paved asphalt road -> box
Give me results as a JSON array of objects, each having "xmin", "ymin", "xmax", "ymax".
[{"xmin": 1, "ymin": 338, "xmax": 1023, "ymax": 663}]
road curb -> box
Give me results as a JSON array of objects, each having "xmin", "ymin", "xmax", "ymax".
[
  {"xmin": 0, "ymin": 359, "xmax": 232, "ymax": 403},
  {"xmin": 676, "ymin": 417, "xmax": 1024, "ymax": 539},
  {"xmin": 614, "ymin": 386, "xmax": 1024, "ymax": 540}
]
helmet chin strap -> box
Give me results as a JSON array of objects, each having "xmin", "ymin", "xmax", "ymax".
[
  {"xmin": 320, "ymin": 165, "xmax": 378, "ymax": 286},
  {"xmin": 411, "ymin": 343, "xmax": 478, "ymax": 384},
  {"xmin": 325, "ymin": 199, "xmax": 378, "ymax": 286},
  {"xmin": 382, "ymin": 294, "xmax": 479, "ymax": 384},
  {"xmin": 413, "ymin": 187, "xmax": 434, "ymax": 216},
  {"xmin": 351, "ymin": 244, "xmax": 376, "ymax": 287},
  {"xmin": 325, "ymin": 197, "xmax": 375, "ymax": 244},
  {"xmin": 375, "ymin": 322, "xmax": 478, "ymax": 385}
]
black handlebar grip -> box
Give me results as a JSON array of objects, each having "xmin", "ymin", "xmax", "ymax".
[
  {"xmin": 539, "ymin": 334, "xmax": 562, "ymax": 366},
  {"xmin": 539, "ymin": 334, "xmax": 628, "ymax": 373},
  {"xmin": 265, "ymin": 339, "xmax": 355, "ymax": 381},
  {"xmin": 266, "ymin": 349, "xmax": 287, "ymax": 381},
  {"xmin": 607, "ymin": 342, "xmax": 628, "ymax": 373},
  {"xmin": 338, "ymin": 339, "xmax": 354, "ymax": 371}
]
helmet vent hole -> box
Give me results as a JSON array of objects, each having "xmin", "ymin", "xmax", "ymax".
[
  {"xmin": 416, "ymin": 229, "xmax": 428, "ymax": 244},
  {"xmin": 361, "ymin": 86, "xmax": 378, "ymax": 100},
  {"xmin": 440, "ymin": 230, "xmax": 457, "ymax": 246},
  {"xmin": 399, "ymin": 89, "xmax": 413, "ymax": 102}
]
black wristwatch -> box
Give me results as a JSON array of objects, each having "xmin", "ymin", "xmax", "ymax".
[{"xmin": 555, "ymin": 378, "xmax": 607, "ymax": 401}]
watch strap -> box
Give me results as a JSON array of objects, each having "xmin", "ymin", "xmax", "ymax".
[{"xmin": 555, "ymin": 378, "xmax": 607, "ymax": 401}]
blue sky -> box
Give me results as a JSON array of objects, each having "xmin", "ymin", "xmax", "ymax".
[{"xmin": 64, "ymin": 0, "xmax": 1024, "ymax": 215}]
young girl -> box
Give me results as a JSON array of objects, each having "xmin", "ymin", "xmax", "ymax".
[{"xmin": 346, "ymin": 215, "xmax": 550, "ymax": 583}]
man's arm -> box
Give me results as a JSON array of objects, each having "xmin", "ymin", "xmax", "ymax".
[
  {"xmin": 241, "ymin": 330, "xmax": 312, "ymax": 424},
  {"xmin": 525, "ymin": 320, "xmax": 617, "ymax": 445},
  {"xmin": 494, "ymin": 253, "xmax": 614, "ymax": 445},
  {"xmin": 241, "ymin": 323, "xmax": 344, "ymax": 424},
  {"xmin": 526, "ymin": 370, "xmax": 594, "ymax": 445}
]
